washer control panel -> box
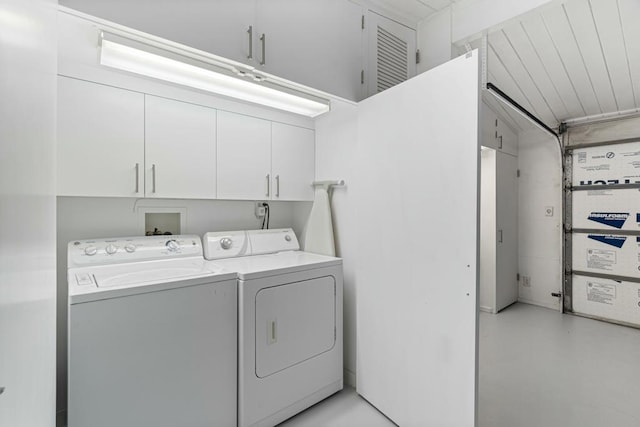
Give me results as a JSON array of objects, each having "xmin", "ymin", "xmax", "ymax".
[{"xmin": 68, "ymin": 235, "xmax": 202, "ymax": 267}]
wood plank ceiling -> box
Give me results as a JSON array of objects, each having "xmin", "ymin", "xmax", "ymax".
[{"xmin": 480, "ymin": 0, "xmax": 640, "ymax": 132}]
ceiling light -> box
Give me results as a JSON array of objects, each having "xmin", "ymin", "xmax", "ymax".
[{"xmin": 99, "ymin": 32, "xmax": 330, "ymax": 117}]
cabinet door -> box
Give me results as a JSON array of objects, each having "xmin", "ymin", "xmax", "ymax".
[
  {"xmin": 60, "ymin": 0, "xmax": 255, "ymax": 65},
  {"xmin": 495, "ymin": 151, "xmax": 518, "ymax": 312},
  {"xmin": 271, "ymin": 123, "xmax": 315, "ymax": 201},
  {"xmin": 480, "ymin": 104, "xmax": 499, "ymax": 150},
  {"xmin": 145, "ymin": 96, "xmax": 217, "ymax": 199},
  {"xmin": 58, "ymin": 77, "xmax": 144, "ymax": 197},
  {"xmin": 366, "ymin": 10, "xmax": 417, "ymax": 97},
  {"xmin": 217, "ymin": 111, "xmax": 271, "ymax": 200},
  {"xmin": 497, "ymin": 119, "xmax": 518, "ymax": 156},
  {"xmin": 255, "ymin": 0, "xmax": 363, "ymax": 101}
]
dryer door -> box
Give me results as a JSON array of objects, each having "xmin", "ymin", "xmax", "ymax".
[{"xmin": 255, "ymin": 276, "xmax": 336, "ymax": 378}]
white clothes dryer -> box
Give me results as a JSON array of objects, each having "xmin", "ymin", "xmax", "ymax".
[
  {"xmin": 203, "ymin": 228, "xmax": 344, "ymax": 427},
  {"xmin": 67, "ymin": 235, "xmax": 237, "ymax": 427}
]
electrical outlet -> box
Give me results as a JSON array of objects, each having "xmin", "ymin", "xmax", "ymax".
[
  {"xmin": 522, "ymin": 276, "xmax": 531, "ymax": 287},
  {"xmin": 545, "ymin": 206, "xmax": 554, "ymax": 217},
  {"xmin": 255, "ymin": 202, "xmax": 266, "ymax": 218}
]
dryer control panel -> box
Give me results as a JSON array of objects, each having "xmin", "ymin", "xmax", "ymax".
[
  {"xmin": 68, "ymin": 235, "xmax": 203, "ymax": 267},
  {"xmin": 203, "ymin": 228, "xmax": 299, "ymax": 260}
]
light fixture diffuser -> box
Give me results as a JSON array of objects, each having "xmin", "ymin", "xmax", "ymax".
[{"xmin": 99, "ymin": 32, "xmax": 330, "ymax": 117}]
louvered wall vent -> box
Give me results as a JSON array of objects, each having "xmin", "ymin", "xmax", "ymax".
[{"xmin": 376, "ymin": 26, "xmax": 408, "ymax": 93}]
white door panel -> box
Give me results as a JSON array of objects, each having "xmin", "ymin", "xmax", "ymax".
[
  {"xmin": 255, "ymin": 277, "xmax": 335, "ymax": 378},
  {"xmin": 255, "ymin": 0, "xmax": 363, "ymax": 100},
  {"xmin": 217, "ymin": 111, "xmax": 271, "ymax": 200},
  {"xmin": 496, "ymin": 151, "xmax": 518, "ymax": 311},
  {"xmin": 356, "ymin": 52, "xmax": 479, "ymax": 425},
  {"xmin": 271, "ymin": 123, "xmax": 315, "ymax": 201},
  {"xmin": 145, "ymin": 96, "xmax": 217, "ymax": 199},
  {"xmin": 366, "ymin": 11, "xmax": 417, "ymax": 97},
  {"xmin": 60, "ymin": 0, "xmax": 255, "ymax": 65},
  {"xmin": 58, "ymin": 77, "xmax": 144, "ymax": 197}
]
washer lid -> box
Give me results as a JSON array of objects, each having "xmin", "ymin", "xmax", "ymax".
[{"xmin": 68, "ymin": 257, "xmax": 234, "ymax": 304}]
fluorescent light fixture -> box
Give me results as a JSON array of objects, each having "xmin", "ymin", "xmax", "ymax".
[{"xmin": 100, "ymin": 32, "xmax": 330, "ymax": 117}]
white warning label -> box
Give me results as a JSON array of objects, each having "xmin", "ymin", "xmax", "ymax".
[
  {"xmin": 587, "ymin": 282, "xmax": 616, "ymax": 305},
  {"xmin": 587, "ymin": 249, "xmax": 616, "ymax": 271}
]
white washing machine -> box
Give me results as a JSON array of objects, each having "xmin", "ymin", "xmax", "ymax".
[
  {"xmin": 67, "ymin": 235, "xmax": 237, "ymax": 427},
  {"xmin": 203, "ymin": 228, "xmax": 344, "ymax": 427}
]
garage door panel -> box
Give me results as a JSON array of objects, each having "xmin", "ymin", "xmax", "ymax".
[
  {"xmin": 568, "ymin": 140, "xmax": 640, "ymax": 327},
  {"xmin": 572, "ymin": 275, "xmax": 640, "ymax": 326},
  {"xmin": 571, "ymin": 141, "xmax": 640, "ymax": 185},
  {"xmin": 572, "ymin": 189, "xmax": 640, "ymax": 231}
]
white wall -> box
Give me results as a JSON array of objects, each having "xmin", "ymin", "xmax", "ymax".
[
  {"xmin": 56, "ymin": 197, "xmax": 304, "ymax": 413},
  {"xmin": 313, "ymin": 99, "xmax": 359, "ymax": 386},
  {"xmin": 517, "ymin": 129, "xmax": 563, "ymax": 310},
  {"xmin": 0, "ymin": 0, "xmax": 57, "ymax": 426}
]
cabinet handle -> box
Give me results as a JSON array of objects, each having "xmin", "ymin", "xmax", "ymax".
[
  {"xmin": 247, "ymin": 26, "xmax": 253, "ymax": 60},
  {"xmin": 498, "ymin": 229, "xmax": 503, "ymax": 243},
  {"xmin": 152, "ymin": 164, "xmax": 157, "ymax": 193},
  {"xmin": 265, "ymin": 174, "xmax": 270, "ymax": 197},
  {"xmin": 135, "ymin": 163, "xmax": 139, "ymax": 193},
  {"xmin": 275, "ymin": 175, "xmax": 280, "ymax": 197},
  {"xmin": 498, "ymin": 135, "xmax": 503, "ymax": 149},
  {"xmin": 259, "ymin": 33, "xmax": 266, "ymax": 65}
]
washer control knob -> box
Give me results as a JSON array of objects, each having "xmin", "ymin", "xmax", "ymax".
[
  {"xmin": 105, "ymin": 244, "xmax": 118, "ymax": 255},
  {"xmin": 220, "ymin": 237, "xmax": 233, "ymax": 250},
  {"xmin": 84, "ymin": 246, "xmax": 97, "ymax": 256},
  {"xmin": 124, "ymin": 243, "xmax": 136, "ymax": 253},
  {"xmin": 285, "ymin": 235, "xmax": 292, "ymax": 242},
  {"xmin": 166, "ymin": 240, "xmax": 179, "ymax": 252}
]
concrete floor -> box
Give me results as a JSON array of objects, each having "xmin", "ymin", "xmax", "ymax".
[{"xmin": 282, "ymin": 303, "xmax": 640, "ymax": 427}]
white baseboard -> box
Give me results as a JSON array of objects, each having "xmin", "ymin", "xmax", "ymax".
[{"xmin": 479, "ymin": 305, "xmax": 494, "ymax": 313}]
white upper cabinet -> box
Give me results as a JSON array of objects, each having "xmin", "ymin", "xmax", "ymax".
[
  {"xmin": 496, "ymin": 117, "xmax": 518, "ymax": 156},
  {"xmin": 271, "ymin": 123, "xmax": 315, "ymax": 201},
  {"xmin": 60, "ymin": 0, "xmax": 364, "ymax": 101},
  {"xmin": 481, "ymin": 104, "xmax": 518, "ymax": 156},
  {"xmin": 144, "ymin": 96, "xmax": 217, "ymax": 199},
  {"xmin": 255, "ymin": 0, "xmax": 363, "ymax": 101},
  {"xmin": 217, "ymin": 111, "xmax": 272, "ymax": 200},
  {"xmin": 217, "ymin": 111, "xmax": 316, "ymax": 201},
  {"xmin": 58, "ymin": 76, "xmax": 144, "ymax": 197},
  {"xmin": 60, "ymin": 0, "xmax": 255, "ymax": 65}
]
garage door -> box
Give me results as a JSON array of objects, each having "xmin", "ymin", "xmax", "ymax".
[{"xmin": 565, "ymin": 140, "xmax": 640, "ymax": 327}]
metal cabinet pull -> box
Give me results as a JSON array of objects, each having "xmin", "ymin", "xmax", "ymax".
[
  {"xmin": 135, "ymin": 163, "xmax": 139, "ymax": 193},
  {"xmin": 247, "ymin": 26, "xmax": 253, "ymax": 60},
  {"xmin": 498, "ymin": 229, "xmax": 503, "ymax": 243},
  {"xmin": 498, "ymin": 135, "xmax": 503, "ymax": 149},
  {"xmin": 265, "ymin": 174, "xmax": 270, "ymax": 197},
  {"xmin": 152, "ymin": 164, "xmax": 157, "ymax": 193},
  {"xmin": 259, "ymin": 33, "xmax": 266, "ymax": 65},
  {"xmin": 275, "ymin": 175, "xmax": 280, "ymax": 197}
]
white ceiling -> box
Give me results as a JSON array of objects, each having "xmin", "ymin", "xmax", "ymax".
[
  {"xmin": 479, "ymin": 0, "xmax": 640, "ymax": 131},
  {"xmin": 369, "ymin": 0, "xmax": 456, "ymax": 24}
]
